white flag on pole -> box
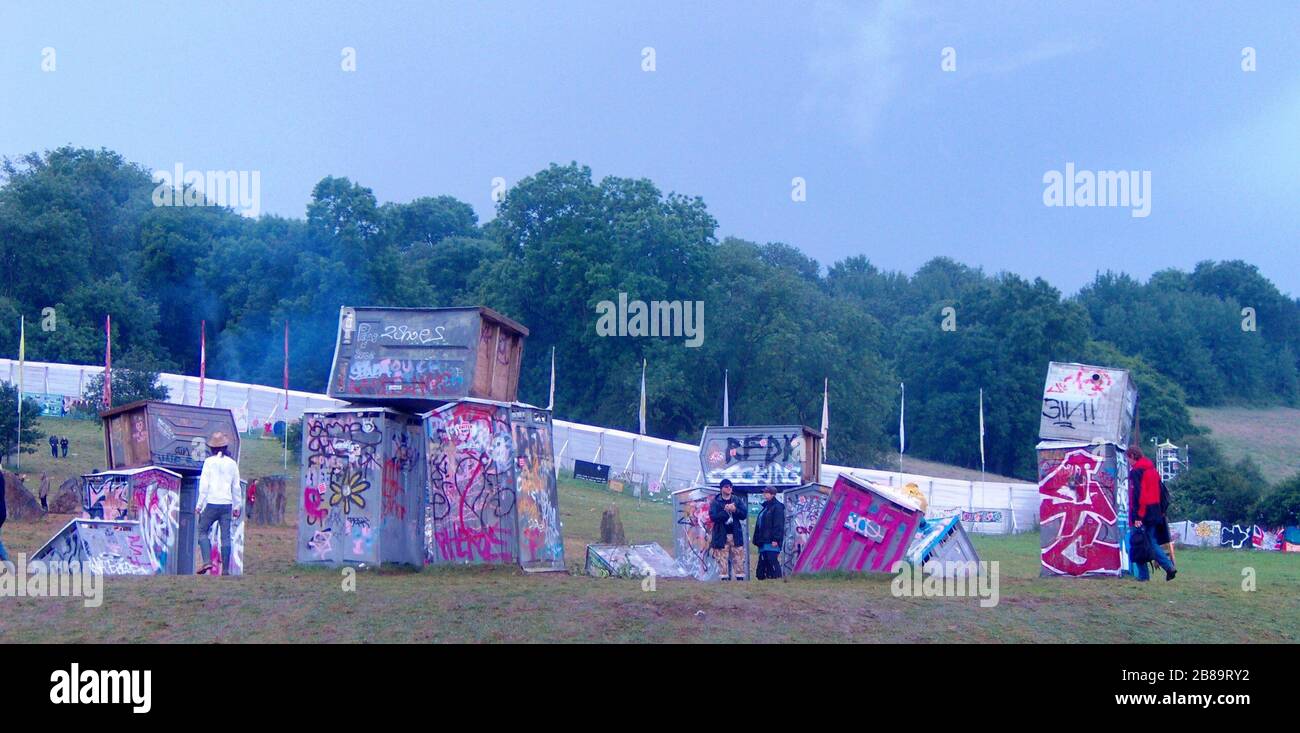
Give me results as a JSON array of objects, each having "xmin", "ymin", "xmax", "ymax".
[
  {"xmin": 722, "ymin": 369, "xmax": 729, "ymax": 427},
  {"xmin": 820, "ymin": 377, "xmax": 829, "ymax": 455},
  {"xmin": 639, "ymin": 358, "xmax": 647, "ymax": 435},
  {"xmin": 899, "ymin": 382, "xmax": 905, "ymax": 455},
  {"xmin": 547, "ymin": 346, "xmax": 556, "ymax": 412}
]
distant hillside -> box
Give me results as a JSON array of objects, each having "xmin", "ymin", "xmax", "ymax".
[
  {"xmin": 870, "ymin": 455, "xmax": 1024, "ymax": 484},
  {"xmin": 1190, "ymin": 406, "xmax": 1300, "ymax": 480}
]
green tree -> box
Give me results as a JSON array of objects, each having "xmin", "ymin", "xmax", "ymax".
[
  {"xmin": 1171, "ymin": 458, "xmax": 1267, "ymax": 524},
  {"xmin": 81, "ymin": 349, "xmax": 171, "ymax": 408},
  {"xmin": 1252, "ymin": 474, "xmax": 1300, "ymax": 527},
  {"xmin": 0, "ymin": 382, "xmax": 44, "ymax": 463}
]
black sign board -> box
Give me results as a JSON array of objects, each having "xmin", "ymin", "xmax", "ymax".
[{"xmin": 573, "ymin": 459, "xmax": 611, "ymax": 484}]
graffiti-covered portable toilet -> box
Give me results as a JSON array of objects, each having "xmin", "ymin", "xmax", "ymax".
[
  {"xmin": 326, "ymin": 305, "xmax": 529, "ymax": 409},
  {"xmin": 100, "ymin": 400, "xmax": 241, "ymax": 473},
  {"xmin": 1036, "ymin": 361, "xmax": 1138, "ymax": 578},
  {"xmin": 297, "ymin": 406, "xmax": 426, "ymax": 567},
  {"xmin": 780, "ymin": 482, "xmax": 832, "ymax": 576},
  {"xmin": 671, "ymin": 485, "xmax": 750, "ymax": 581},
  {"xmin": 1037, "ymin": 440, "xmax": 1129, "ymax": 577},
  {"xmin": 698, "ymin": 425, "xmax": 823, "ymax": 491},
  {"xmin": 793, "ymin": 472, "xmax": 924, "ymax": 574},
  {"xmin": 905, "ymin": 514, "xmax": 979, "ymax": 571},
  {"xmin": 423, "ymin": 399, "xmax": 564, "ymax": 571},
  {"xmin": 79, "ymin": 467, "xmax": 183, "ymax": 574}
]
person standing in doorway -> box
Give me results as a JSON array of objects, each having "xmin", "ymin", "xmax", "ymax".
[
  {"xmin": 752, "ymin": 486, "xmax": 785, "ymax": 580},
  {"xmin": 60, "ymin": 436, "xmax": 69, "ymax": 458},
  {"xmin": 709, "ymin": 479, "xmax": 748, "ymax": 580},
  {"xmin": 196, "ymin": 431, "xmax": 241, "ymax": 575}
]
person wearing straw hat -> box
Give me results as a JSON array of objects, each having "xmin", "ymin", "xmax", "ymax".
[{"xmin": 196, "ymin": 431, "xmax": 241, "ymax": 575}]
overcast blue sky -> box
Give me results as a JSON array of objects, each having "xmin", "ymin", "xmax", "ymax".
[{"xmin": 3, "ymin": 1, "xmax": 1298, "ymax": 295}]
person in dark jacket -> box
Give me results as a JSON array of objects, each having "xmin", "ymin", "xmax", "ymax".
[
  {"xmin": 709, "ymin": 479, "xmax": 748, "ymax": 580},
  {"xmin": 1128, "ymin": 445, "xmax": 1175, "ymax": 582},
  {"xmin": 60, "ymin": 436, "xmax": 69, "ymax": 458},
  {"xmin": 0, "ymin": 470, "xmax": 10, "ymax": 563},
  {"xmin": 752, "ymin": 486, "xmax": 785, "ymax": 580},
  {"xmin": 49, "ymin": 435, "xmax": 59, "ymax": 458}
]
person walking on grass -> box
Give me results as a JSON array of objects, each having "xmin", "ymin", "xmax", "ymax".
[
  {"xmin": 49, "ymin": 435, "xmax": 58, "ymax": 458},
  {"xmin": 39, "ymin": 471, "xmax": 50, "ymax": 514},
  {"xmin": 60, "ymin": 436, "xmax": 69, "ymax": 458},
  {"xmin": 752, "ymin": 485, "xmax": 785, "ymax": 580},
  {"xmin": 709, "ymin": 479, "xmax": 748, "ymax": 581},
  {"xmin": 196, "ymin": 431, "xmax": 241, "ymax": 575},
  {"xmin": 1128, "ymin": 445, "xmax": 1176, "ymax": 582}
]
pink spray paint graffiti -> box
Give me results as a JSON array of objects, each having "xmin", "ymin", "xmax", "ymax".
[
  {"xmin": 1038, "ymin": 447, "xmax": 1122, "ymax": 577},
  {"xmin": 425, "ymin": 402, "xmax": 518, "ymax": 565}
]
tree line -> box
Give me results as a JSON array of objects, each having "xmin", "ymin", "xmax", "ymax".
[{"xmin": 3, "ymin": 148, "xmax": 1299, "ymax": 499}]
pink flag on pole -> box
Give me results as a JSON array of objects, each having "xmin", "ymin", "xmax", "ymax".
[
  {"xmin": 283, "ymin": 320, "xmax": 290, "ymax": 409},
  {"xmin": 104, "ymin": 314, "xmax": 112, "ymax": 408},
  {"xmin": 199, "ymin": 319, "xmax": 206, "ymax": 405}
]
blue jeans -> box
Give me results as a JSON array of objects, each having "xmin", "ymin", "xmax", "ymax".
[
  {"xmin": 1135, "ymin": 522, "xmax": 1175, "ymax": 581},
  {"xmin": 0, "ymin": 531, "xmax": 9, "ymax": 563},
  {"xmin": 197, "ymin": 504, "xmax": 233, "ymax": 572}
]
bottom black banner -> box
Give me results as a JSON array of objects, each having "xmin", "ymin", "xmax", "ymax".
[{"xmin": 0, "ymin": 643, "xmax": 1287, "ymax": 719}]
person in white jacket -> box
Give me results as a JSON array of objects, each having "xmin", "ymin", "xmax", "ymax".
[{"xmin": 196, "ymin": 431, "xmax": 241, "ymax": 575}]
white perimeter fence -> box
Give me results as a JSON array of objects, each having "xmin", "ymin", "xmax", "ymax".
[{"xmin": 1, "ymin": 358, "xmax": 1039, "ymax": 532}]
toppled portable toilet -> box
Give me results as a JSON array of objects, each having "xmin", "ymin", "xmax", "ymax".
[
  {"xmin": 297, "ymin": 406, "xmax": 426, "ymax": 567},
  {"xmin": 32, "ymin": 519, "xmax": 156, "ymax": 575},
  {"xmin": 423, "ymin": 399, "xmax": 564, "ymax": 571},
  {"xmin": 905, "ymin": 515, "xmax": 980, "ymax": 572},
  {"xmin": 793, "ymin": 473, "xmax": 924, "ymax": 574},
  {"xmin": 327, "ymin": 306, "xmax": 528, "ymax": 409},
  {"xmin": 585, "ymin": 542, "xmax": 691, "ymax": 579}
]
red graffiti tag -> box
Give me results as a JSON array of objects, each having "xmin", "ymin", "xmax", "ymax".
[{"xmin": 1039, "ymin": 449, "xmax": 1120, "ymax": 576}]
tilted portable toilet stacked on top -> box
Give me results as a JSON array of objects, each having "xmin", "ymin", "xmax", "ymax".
[
  {"xmin": 1035, "ymin": 362, "xmax": 1139, "ymax": 578},
  {"xmin": 298, "ymin": 306, "xmax": 564, "ymax": 570}
]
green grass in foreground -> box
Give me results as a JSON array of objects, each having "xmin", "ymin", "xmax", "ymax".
[{"xmin": 3, "ymin": 471, "xmax": 1297, "ymax": 643}]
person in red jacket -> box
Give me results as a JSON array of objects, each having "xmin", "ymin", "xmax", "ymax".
[{"xmin": 1127, "ymin": 445, "xmax": 1176, "ymax": 582}]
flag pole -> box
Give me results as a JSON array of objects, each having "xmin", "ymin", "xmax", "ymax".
[
  {"xmin": 979, "ymin": 387, "xmax": 986, "ymax": 486},
  {"xmin": 547, "ymin": 346, "xmax": 556, "ymax": 412},
  {"xmin": 898, "ymin": 382, "xmax": 905, "ymax": 484},
  {"xmin": 283, "ymin": 320, "xmax": 289, "ymax": 471},
  {"xmin": 104, "ymin": 314, "xmax": 112, "ymax": 408},
  {"xmin": 722, "ymin": 369, "xmax": 729, "ymax": 427},
  {"xmin": 16, "ymin": 315, "xmax": 24, "ymax": 470},
  {"xmin": 199, "ymin": 319, "xmax": 206, "ymax": 406}
]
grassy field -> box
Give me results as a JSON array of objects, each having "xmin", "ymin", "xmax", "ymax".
[
  {"xmin": 1191, "ymin": 406, "xmax": 1300, "ymax": 481},
  {"xmin": 2, "ymin": 415, "xmax": 1297, "ymax": 643}
]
